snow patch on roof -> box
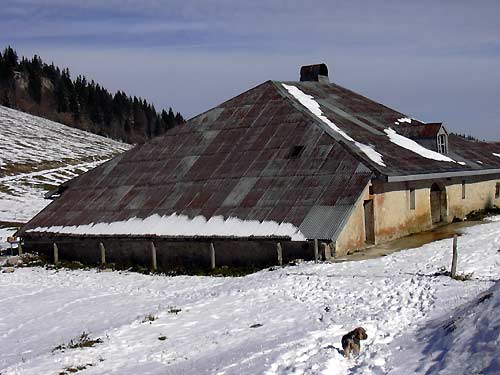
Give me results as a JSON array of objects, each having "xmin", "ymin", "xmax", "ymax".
[
  {"xmin": 493, "ymin": 153, "xmax": 500, "ymax": 158},
  {"xmin": 397, "ymin": 117, "xmax": 412, "ymax": 124},
  {"xmin": 458, "ymin": 161, "xmax": 467, "ymax": 166},
  {"xmin": 27, "ymin": 213, "xmax": 307, "ymax": 241},
  {"xmin": 385, "ymin": 128, "xmax": 456, "ymax": 163},
  {"xmin": 354, "ymin": 142, "xmax": 385, "ymax": 167},
  {"xmin": 282, "ymin": 84, "xmax": 386, "ymax": 167}
]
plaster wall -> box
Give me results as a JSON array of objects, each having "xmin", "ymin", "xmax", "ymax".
[
  {"xmin": 447, "ymin": 178, "xmax": 500, "ymax": 219},
  {"xmin": 334, "ymin": 184, "xmax": 369, "ymax": 254},
  {"xmin": 373, "ymin": 185, "xmax": 432, "ymax": 244},
  {"xmin": 334, "ymin": 175, "xmax": 500, "ymax": 256}
]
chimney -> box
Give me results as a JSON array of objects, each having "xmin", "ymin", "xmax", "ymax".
[{"xmin": 300, "ymin": 63, "xmax": 329, "ymax": 83}]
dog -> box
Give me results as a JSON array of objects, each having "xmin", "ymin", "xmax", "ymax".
[{"xmin": 341, "ymin": 327, "xmax": 368, "ymax": 358}]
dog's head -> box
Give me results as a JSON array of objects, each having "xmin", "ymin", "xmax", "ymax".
[{"xmin": 354, "ymin": 327, "xmax": 368, "ymax": 340}]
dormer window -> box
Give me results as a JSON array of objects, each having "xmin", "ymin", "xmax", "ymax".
[{"xmin": 437, "ymin": 134, "xmax": 448, "ymax": 154}]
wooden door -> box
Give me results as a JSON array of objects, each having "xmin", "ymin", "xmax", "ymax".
[
  {"xmin": 363, "ymin": 199, "xmax": 375, "ymax": 244},
  {"xmin": 430, "ymin": 183, "xmax": 442, "ymax": 224}
]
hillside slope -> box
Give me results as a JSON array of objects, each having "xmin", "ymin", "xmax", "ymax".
[
  {"xmin": 389, "ymin": 280, "xmax": 499, "ymax": 374},
  {"xmin": 0, "ymin": 47, "xmax": 185, "ymax": 144},
  {"xmin": 0, "ymin": 105, "xmax": 131, "ymax": 223}
]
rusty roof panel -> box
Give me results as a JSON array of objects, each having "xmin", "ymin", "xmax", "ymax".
[
  {"xmin": 277, "ymin": 81, "xmax": 500, "ymax": 176},
  {"xmin": 29, "ymin": 76, "xmax": 500, "ymax": 240}
]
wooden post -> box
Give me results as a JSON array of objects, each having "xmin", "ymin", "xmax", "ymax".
[
  {"xmin": 321, "ymin": 242, "xmax": 329, "ymax": 260},
  {"xmin": 314, "ymin": 239, "xmax": 319, "ymax": 263},
  {"xmin": 53, "ymin": 243, "xmax": 59, "ymax": 264},
  {"xmin": 99, "ymin": 242, "xmax": 106, "ymax": 265},
  {"xmin": 18, "ymin": 242, "xmax": 23, "ymax": 256},
  {"xmin": 451, "ymin": 235, "xmax": 458, "ymax": 278},
  {"xmin": 209, "ymin": 242, "xmax": 216, "ymax": 269},
  {"xmin": 150, "ymin": 241, "xmax": 157, "ymax": 271},
  {"xmin": 277, "ymin": 242, "xmax": 283, "ymax": 266}
]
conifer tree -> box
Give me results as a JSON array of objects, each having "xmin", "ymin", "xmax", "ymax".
[{"xmin": 0, "ymin": 46, "xmax": 185, "ymax": 142}]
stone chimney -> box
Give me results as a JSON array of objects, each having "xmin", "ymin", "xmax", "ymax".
[{"xmin": 300, "ymin": 63, "xmax": 329, "ymax": 83}]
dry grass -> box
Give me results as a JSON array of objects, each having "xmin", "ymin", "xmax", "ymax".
[{"xmin": 52, "ymin": 332, "xmax": 103, "ymax": 352}]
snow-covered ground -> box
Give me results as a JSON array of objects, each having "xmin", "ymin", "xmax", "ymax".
[
  {"xmin": 1, "ymin": 219, "xmax": 498, "ymax": 374},
  {"xmin": 0, "ymin": 105, "xmax": 131, "ymax": 222},
  {"xmin": 0, "ymin": 105, "xmax": 498, "ymax": 374}
]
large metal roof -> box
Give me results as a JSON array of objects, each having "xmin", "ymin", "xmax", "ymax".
[
  {"xmin": 20, "ymin": 81, "xmax": 372, "ymax": 240},
  {"xmin": 19, "ymin": 76, "xmax": 500, "ymax": 240}
]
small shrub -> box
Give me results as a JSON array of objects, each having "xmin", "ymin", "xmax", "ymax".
[
  {"xmin": 452, "ymin": 272, "xmax": 474, "ymax": 281},
  {"xmin": 432, "ymin": 266, "xmax": 450, "ymax": 277},
  {"xmin": 59, "ymin": 363, "xmax": 94, "ymax": 374},
  {"xmin": 52, "ymin": 332, "xmax": 102, "ymax": 352},
  {"xmin": 433, "ymin": 267, "xmax": 473, "ymax": 281},
  {"xmin": 142, "ymin": 314, "xmax": 157, "ymax": 323},
  {"xmin": 168, "ymin": 307, "xmax": 181, "ymax": 315},
  {"xmin": 466, "ymin": 205, "xmax": 500, "ymax": 221}
]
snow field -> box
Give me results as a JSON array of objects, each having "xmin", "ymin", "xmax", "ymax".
[
  {"xmin": 0, "ymin": 105, "xmax": 131, "ymax": 222},
  {"xmin": 0, "ymin": 105, "xmax": 129, "ymax": 168},
  {"xmin": 1, "ymin": 218, "xmax": 499, "ymax": 374}
]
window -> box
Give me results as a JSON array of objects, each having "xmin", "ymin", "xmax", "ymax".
[
  {"xmin": 409, "ymin": 188, "xmax": 416, "ymax": 210},
  {"xmin": 462, "ymin": 180, "xmax": 466, "ymax": 200},
  {"xmin": 287, "ymin": 145, "xmax": 305, "ymax": 159},
  {"xmin": 496, "ymin": 183, "xmax": 500, "ymax": 199},
  {"xmin": 437, "ymin": 134, "xmax": 447, "ymax": 154}
]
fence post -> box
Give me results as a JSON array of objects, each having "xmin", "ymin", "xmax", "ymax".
[
  {"xmin": 99, "ymin": 242, "xmax": 106, "ymax": 265},
  {"xmin": 451, "ymin": 235, "xmax": 458, "ymax": 278},
  {"xmin": 150, "ymin": 241, "xmax": 157, "ymax": 271},
  {"xmin": 277, "ymin": 242, "xmax": 283, "ymax": 266},
  {"xmin": 53, "ymin": 243, "xmax": 59, "ymax": 265},
  {"xmin": 209, "ymin": 242, "xmax": 216, "ymax": 269},
  {"xmin": 314, "ymin": 239, "xmax": 319, "ymax": 263}
]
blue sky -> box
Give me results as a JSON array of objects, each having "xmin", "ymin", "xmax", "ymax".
[{"xmin": 1, "ymin": 0, "xmax": 499, "ymax": 139}]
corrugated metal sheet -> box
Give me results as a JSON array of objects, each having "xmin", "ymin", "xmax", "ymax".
[
  {"xmin": 299, "ymin": 204, "xmax": 354, "ymax": 241},
  {"xmin": 19, "ymin": 76, "xmax": 500, "ymax": 240},
  {"xmin": 276, "ymin": 81, "xmax": 500, "ymax": 176},
  {"xmin": 20, "ymin": 81, "xmax": 372, "ymax": 239}
]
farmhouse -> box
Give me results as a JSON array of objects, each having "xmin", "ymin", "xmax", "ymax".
[{"xmin": 18, "ymin": 64, "xmax": 500, "ymax": 270}]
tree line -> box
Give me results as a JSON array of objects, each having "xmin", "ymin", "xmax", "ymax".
[{"xmin": 0, "ymin": 46, "xmax": 184, "ymax": 143}]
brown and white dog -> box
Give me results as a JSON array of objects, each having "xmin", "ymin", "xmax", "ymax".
[{"xmin": 341, "ymin": 327, "xmax": 368, "ymax": 358}]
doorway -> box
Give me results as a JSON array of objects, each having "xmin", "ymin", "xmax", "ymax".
[
  {"xmin": 363, "ymin": 199, "xmax": 375, "ymax": 244},
  {"xmin": 430, "ymin": 183, "xmax": 447, "ymax": 224}
]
